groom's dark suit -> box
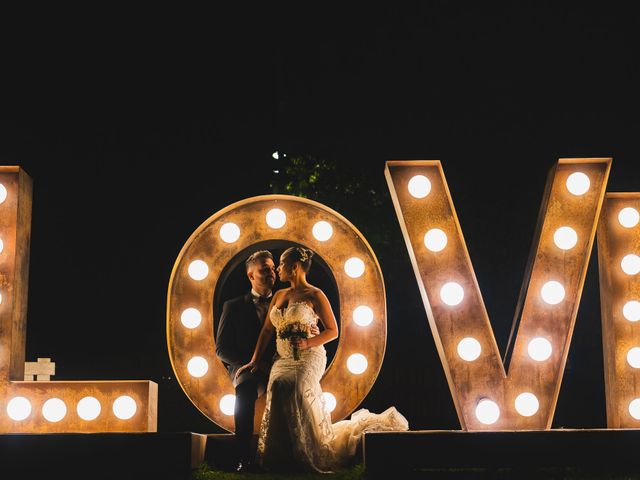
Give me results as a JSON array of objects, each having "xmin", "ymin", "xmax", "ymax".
[{"xmin": 216, "ymin": 291, "xmax": 276, "ymax": 465}]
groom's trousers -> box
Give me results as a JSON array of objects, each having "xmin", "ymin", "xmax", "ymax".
[{"xmin": 234, "ymin": 370, "xmax": 268, "ymax": 464}]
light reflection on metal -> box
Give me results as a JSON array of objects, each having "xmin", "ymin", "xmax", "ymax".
[
  {"xmin": 167, "ymin": 195, "xmax": 386, "ymax": 432},
  {"xmin": 597, "ymin": 193, "xmax": 640, "ymax": 427},
  {"xmin": 386, "ymin": 159, "xmax": 610, "ymax": 430},
  {"xmin": 0, "ymin": 167, "xmax": 157, "ymax": 433}
]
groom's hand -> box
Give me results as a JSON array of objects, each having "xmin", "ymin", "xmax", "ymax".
[{"xmin": 235, "ymin": 361, "xmax": 257, "ymax": 381}]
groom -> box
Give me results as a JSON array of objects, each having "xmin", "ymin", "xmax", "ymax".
[{"xmin": 216, "ymin": 250, "xmax": 276, "ymax": 472}]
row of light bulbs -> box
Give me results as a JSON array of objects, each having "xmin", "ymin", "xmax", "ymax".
[
  {"xmin": 183, "ymin": 207, "xmax": 378, "ymax": 416},
  {"xmin": 406, "ymin": 171, "xmax": 640, "ymax": 424},
  {"xmin": 3, "ymin": 395, "xmax": 138, "ymax": 422}
]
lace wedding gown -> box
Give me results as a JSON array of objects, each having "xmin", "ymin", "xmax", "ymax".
[{"xmin": 257, "ymin": 302, "xmax": 408, "ymax": 472}]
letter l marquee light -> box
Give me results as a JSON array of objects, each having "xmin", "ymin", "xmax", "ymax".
[
  {"xmin": 386, "ymin": 159, "xmax": 611, "ymax": 430},
  {"xmin": 0, "ymin": 167, "xmax": 157, "ymax": 433}
]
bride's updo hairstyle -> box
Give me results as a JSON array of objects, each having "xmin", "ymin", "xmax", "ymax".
[{"xmin": 282, "ymin": 246, "xmax": 314, "ymax": 273}]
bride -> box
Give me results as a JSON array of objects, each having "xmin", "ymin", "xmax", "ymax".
[{"xmin": 236, "ymin": 246, "xmax": 408, "ymax": 472}]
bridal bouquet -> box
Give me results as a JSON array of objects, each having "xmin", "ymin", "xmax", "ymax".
[{"xmin": 277, "ymin": 322, "xmax": 310, "ymax": 360}]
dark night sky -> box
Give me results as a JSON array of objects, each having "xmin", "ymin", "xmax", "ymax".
[{"xmin": 1, "ymin": 4, "xmax": 639, "ymax": 432}]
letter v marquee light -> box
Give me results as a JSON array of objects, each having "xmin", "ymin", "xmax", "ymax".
[{"xmin": 386, "ymin": 159, "xmax": 611, "ymax": 430}]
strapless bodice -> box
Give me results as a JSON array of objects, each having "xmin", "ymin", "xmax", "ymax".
[{"xmin": 270, "ymin": 302, "xmax": 323, "ymax": 358}]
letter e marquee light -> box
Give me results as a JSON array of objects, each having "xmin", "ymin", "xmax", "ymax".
[
  {"xmin": 598, "ymin": 193, "xmax": 640, "ymax": 427},
  {"xmin": 167, "ymin": 195, "xmax": 386, "ymax": 432},
  {"xmin": 386, "ymin": 159, "xmax": 611, "ymax": 430},
  {"xmin": 0, "ymin": 167, "xmax": 157, "ymax": 433}
]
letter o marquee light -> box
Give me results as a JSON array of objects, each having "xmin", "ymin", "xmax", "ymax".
[{"xmin": 167, "ymin": 195, "xmax": 387, "ymax": 432}]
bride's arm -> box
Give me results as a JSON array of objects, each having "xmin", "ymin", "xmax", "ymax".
[
  {"xmin": 235, "ymin": 293, "xmax": 278, "ymax": 380},
  {"xmin": 294, "ymin": 289, "xmax": 338, "ymax": 350}
]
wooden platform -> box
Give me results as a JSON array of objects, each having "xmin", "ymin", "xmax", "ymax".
[
  {"xmin": 364, "ymin": 429, "xmax": 640, "ymax": 475},
  {"xmin": 0, "ymin": 432, "xmax": 206, "ymax": 479}
]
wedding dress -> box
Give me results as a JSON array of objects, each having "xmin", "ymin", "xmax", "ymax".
[{"xmin": 257, "ymin": 302, "xmax": 408, "ymax": 472}]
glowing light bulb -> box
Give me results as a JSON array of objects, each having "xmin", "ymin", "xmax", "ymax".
[
  {"xmin": 515, "ymin": 392, "xmax": 539, "ymax": 417},
  {"xmin": 322, "ymin": 392, "xmax": 337, "ymax": 413},
  {"xmin": 0, "ymin": 183, "xmax": 6, "ymax": 204},
  {"xmin": 629, "ymin": 399, "xmax": 640, "ymax": 420},
  {"xmin": 0, "ymin": 238, "xmax": 4, "ymax": 254},
  {"xmin": 187, "ymin": 356, "xmax": 209, "ymax": 378},
  {"xmin": 627, "ymin": 348, "xmax": 640, "ymax": 368},
  {"xmin": 440, "ymin": 282, "xmax": 464, "ymax": 306},
  {"xmin": 553, "ymin": 226, "xmax": 578, "ymax": 250},
  {"xmin": 347, "ymin": 354, "xmax": 368, "ymax": 374},
  {"xmin": 219, "ymin": 394, "xmax": 236, "ymax": 416},
  {"xmin": 272, "ymin": 151, "xmax": 279, "ymax": 160},
  {"xmin": 344, "ymin": 257, "xmax": 365, "ymax": 278},
  {"xmin": 424, "ymin": 229, "xmax": 447, "ymax": 252},
  {"xmin": 618, "ymin": 207, "xmax": 640, "ymax": 228},
  {"xmin": 408, "ymin": 175, "xmax": 431, "ymax": 199},
  {"xmin": 353, "ymin": 306, "xmax": 374, "ymax": 327},
  {"xmin": 623, "ymin": 301, "xmax": 640, "ymax": 322},
  {"xmin": 475, "ymin": 399, "xmax": 500, "ymax": 425},
  {"xmin": 181, "ymin": 308, "xmax": 202, "ymax": 329},
  {"xmin": 77, "ymin": 396, "xmax": 101, "ymax": 421},
  {"xmin": 42, "ymin": 398, "xmax": 67, "ymax": 422},
  {"xmin": 457, "ymin": 337, "xmax": 481, "ymax": 361},
  {"xmin": 312, "ymin": 221, "xmax": 333, "ymax": 241},
  {"xmin": 266, "ymin": 208, "xmax": 286, "ymax": 229},
  {"xmin": 113, "ymin": 395, "xmax": 137, "ymax": 420},
  {"xmin": 541, "ymin": 281, "xmax": 565, "ymax": 305},
  {"xmin": 621, "ymin": 254, "xmax": 640, "ymax": 275},
  {"xmin": 0, "ymin": 292, "xmax": 2, "ymax": 304},
  {"xmin": 566, "ymin": 172, "xmax": 590, "ymax": 196},
  {"xmin": 188, "ymin": 260, "xmax": 208, "ymax": 280},
  {"xmin": 528, "ymin": 337, "xmax": 552, "ymax": 362},
  {"xmin": 7, "ymin": 396, "xmax": 31, "ymax": 421},
  {"xmin": 219, "ymin": 222, "xmax": 241, "ymax": 243}
]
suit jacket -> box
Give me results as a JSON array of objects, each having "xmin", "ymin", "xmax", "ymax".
[{"xmin": 216, "ymin": 292, "xmax": 276, "ymax": 385}]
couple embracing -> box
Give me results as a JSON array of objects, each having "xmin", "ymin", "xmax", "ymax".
[{"xmin": 216, "ymin": 247, "xmax": 407, "ymax": 473}]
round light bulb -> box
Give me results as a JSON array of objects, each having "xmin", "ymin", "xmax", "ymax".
[
  {"xmin": 322, "ymin": 392, "xmax": 337, "ymax": 414},
  {"xmin": 0, "ymin": 292, "xmax": 3, "ymax": 305},
  {"xmin": 618, "ymin": 207, "xmax": 640, "ymax": 228},
  {"xmin": 219, "ymin": 222, "xmax": 241, "ymax": 243},
  {"xmin": 566, "ymin": 172, "xmax": 590, "ymax": 196},
  {"xmin": 541, "ymin": 281, "xmax": 565, "ymax": 305},
  {"xmin": 0, "ymin": 183, "xmax": 7, "ymax": 204},
  {"xmin": 424, "ymin": 229, "xmax": 448, "ymax": 252},
  {"xmin": 621, "ymin": 254, "xmax": 640, "ymax": 275},
  {"xmin": 266, "ymin": 208, "xmax": 286, "ymax": 229},
  {"xmin": 514, "ymin": 392, "xmax": 539, "ymax": 417},
  {"xmin": 629, "ymin": 399, "xmax": 640, "ymax": 420},
  {"xmin": 553, "ymin": 226, "xmax": 578, "ymax": 250},
  {"xmin": 0, "ymin": 238, "xmax": 4, "ymax": 254},
  {"xmin": 112, "ymin": 395, "xmax": 137, "ymax": 420},
  {"xmin": 344, "ymin": 257, "xmax": 365, "ymax": 278},
  {"xmin": 77, "ymin": 396, "xmax": 101, "ymax": 421},
  {"xmin": 7, "ymin": 396, "xmax": 31, "ymax": 421},
  {"xmin": 623, "ymin": 301, "xmax": 640, "ymax": 322},
  {"xmin": 475, "ymin": 399, "xmax": 500, "ymax": 425},
  {"xmin": 408, "ymin": 175, "xmax": 431, "ymax": 199},
  {"xmin": 42, "ymin": 398, "xmax": 67, "ymax": 423},
  {"xmin": 346, "ymin": 353, "xmax": 368, "ymax": 374},
  {"xmin": 627, "ymin": 348, "xmax": 640, "ymax": 368},
  {"xmin": 457, "ymin": 337, "xmax": 482, "ymax": 361},
  {"xmin": 440, "ymin": 282, "xmax": 464, "ymax": 306},
  {"xmin": 188, "ymin": 260, "xmax": 208, "ymax": 281},
  {"xmin": 180, "ymin": 308, "xmax": 202, "ymax": 329},
  {"xmin": 187, "ymin": 356, "xmax": 209, "ymax": 378},
  {"xmin": 528, "ymin": 337, "xmax": 553, "ymax": 362},
  {"xmin": 312, "ymin": 221, "xmax": 333, "ymax": 241},
  {"xmin": 219, "ymin": 394, "xmax": 236, "ymax": 416},
  {"xmin": 353, "ymin": 306, "xmax": 374, "ymax": 327}
]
